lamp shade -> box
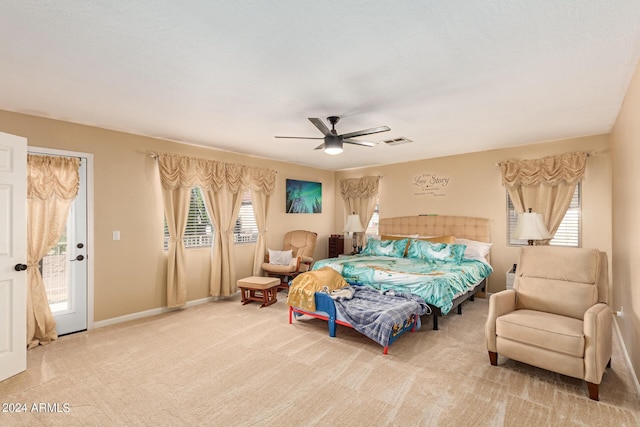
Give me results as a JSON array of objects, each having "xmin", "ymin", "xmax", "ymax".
[
  {"xmin": 343, "ymin": 214, "xmax": 364, "ymax": 233},
  {"xmin": 513, "ymin": 211, "xmax": 552, "ymax": 242}
]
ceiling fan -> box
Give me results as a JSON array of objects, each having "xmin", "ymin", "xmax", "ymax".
[{"xmin": 275, "ymin": 116, "xmax": 391, "ymax": 155}]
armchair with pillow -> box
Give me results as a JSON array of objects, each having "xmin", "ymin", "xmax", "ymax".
[
  {"xmin": 262, "ymin": 230, "xmax": 318, "ymax": 290},
  {"xmin": 485, "ymin": 246, "xmax": 612, "ymax": 400}
]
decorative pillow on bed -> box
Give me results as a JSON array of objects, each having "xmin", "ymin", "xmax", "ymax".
[
  {"xmin": 406, "ymin": 239, "xmax": 466, "ymax": 263},
  {"xmin": 268, "ymin": 249, "xmax": 293, "ymax": 265},
  {"xmin": 361, "ymin": 238, "xmax": 408, "ymax": 258},
  {"xmin": 455, "ymin": 238, "xmax": 492, "ymax": 261}
]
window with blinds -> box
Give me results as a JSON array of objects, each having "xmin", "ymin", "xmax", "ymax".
[
  {"xmin": 366, "ymin": 199, "xmax": 380, "ymax": 236},
  {"xmin": 234, "ymin": 189, "xmax": 259, "ymax": 244},
  {"xmin": 507, "ymin": 183, "xmax": 581, "ymax": 247},
  {"xmin": 164, "ymin": 187, "xmax": 213, "ymax": 249},
  {"xmin": 164, "ymin": 188, "xmax": 259, "ymax": 249}
]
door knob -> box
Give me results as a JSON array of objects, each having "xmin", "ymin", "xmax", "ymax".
[
  {"xmin": 14, "ymin": 263, "xmax": 27, "ymax": 271},
  {"xmin": 70, "ymin": 255, "xmax": 85, "ymax": 262}
]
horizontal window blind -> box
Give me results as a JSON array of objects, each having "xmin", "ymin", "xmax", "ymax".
[
  {"xmin": 164, "ymin": 187, "xmax": 214, "ymax": 249},
  {"xmin": 366, "ymin": 200, "xmax": 380, "ymax": 236},
  {"xmin": 234, "ymin": 190, "xmax": 259, "ymax": 244},
  {"xmin": 507, "ymin": 183, "xmax": 580, "ymax": 247},
  {"xmin": 164, "ymin": 189, "xmax": 259, "ymax": 249}
]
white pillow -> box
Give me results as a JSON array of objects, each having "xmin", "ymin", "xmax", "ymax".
[
  {"xmin": 268, "ymin": 249, "xmax": 293, "ymax": 265},
  {"xmin": 455, "ymin": 238, "xmax": 492, "ymax": 261}
]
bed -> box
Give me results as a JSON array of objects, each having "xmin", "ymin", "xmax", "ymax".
[
  {"xmin": 289, "ymin": 285, "xmax": 429, "ymax": 354},
  {"xmin": 288, "ymin": 215, "xmax": 493, "ymax": 347},
  {"xmin": 374, "ymin": 214, "xmax": 492, "ymax": 329}
]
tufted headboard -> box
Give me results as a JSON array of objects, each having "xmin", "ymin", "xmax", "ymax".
[{"xmin": 378, "ymin": 215, "xmax": 491, "ymax": 243}]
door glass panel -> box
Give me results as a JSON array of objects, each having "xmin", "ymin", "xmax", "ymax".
[{"xmin": 41, "ymin": 203, "xmax": 74, "ymax": 314}]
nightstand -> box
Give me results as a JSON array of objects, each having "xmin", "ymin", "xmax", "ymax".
[
  {"xmin": 506, "ymin": 264, "xmax": 516, "ymax": 290},
  {"xmin": 328, "ymin": 235, "xmax": 344, "ymax": 258}
]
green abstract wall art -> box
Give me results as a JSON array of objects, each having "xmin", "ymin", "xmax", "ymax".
[{"xmin": 286, "ymin": 179, "xmax": 322, "ymax": 213}]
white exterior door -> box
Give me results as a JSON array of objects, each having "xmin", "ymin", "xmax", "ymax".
[
  {"xmin": 0, "ymin": 132, "xmax": 27, "ymax": 382},
  {"xmin": 29, "ymin": 147, "xmax": 92, "ymax": 336}
]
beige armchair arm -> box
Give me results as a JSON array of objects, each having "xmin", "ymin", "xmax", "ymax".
[
  {"xmin": 583, "ymin": 303, "xmax": 613, "ymax": 384},
  {"xmin": 485, "ymin": 289, "xmax": 517, "ymax": 353}
]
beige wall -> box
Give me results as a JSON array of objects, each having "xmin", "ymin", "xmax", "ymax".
[
  {"xmin": 0, "ymin": 110, "xmax": 335, "ymax": 321},
  {"xmin": 335, "ymin": 135, "xmax": 612, "ymax": 295},
  {"xmin": 2, "ymin": 107, "xmax": 627, "ymax": 376},
  {"xmin": 611, "ymin": 60, "xmax": 640, "ymax": 382}
]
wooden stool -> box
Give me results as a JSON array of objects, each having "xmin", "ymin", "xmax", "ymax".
[{"xmin": 237, "ymin": 276, "xmax": 280, "ymax": 308}]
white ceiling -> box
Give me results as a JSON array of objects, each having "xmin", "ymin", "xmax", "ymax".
[{"xmin": 2, "ymin": 1, "xmax": 640, "ymax": 171}]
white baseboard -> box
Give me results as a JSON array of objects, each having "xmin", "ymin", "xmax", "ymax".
[
  {"xmin": 92, "ymin": 296, "xmax": 221, "ymax": 329},
  {"xmin": 613, "ymin": 319, "xmax": 640, "ymax": 398}
]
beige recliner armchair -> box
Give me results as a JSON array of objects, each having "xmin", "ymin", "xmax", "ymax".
[
  {"xmin": 262, "ymin": 230, "xmax": 318, "ymax": 289},
  {"xmin": 486, "ymin": 246, "xmax": 612, "ymax": 401}
]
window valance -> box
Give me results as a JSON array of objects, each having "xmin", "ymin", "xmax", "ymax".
[
  {"xmin": 340, "ymin": 176, "xmax": 380, "ymax": 199},
  {"xmin": 501, "ymin": 152, "xmax": 587, "ymax": 188},
  {"xmin": 27, "ymin": 154, "xmax": 80, "ymax": 200},
  {"xmin": 158, "ymin": 153, "xmax": 276, "ymax": 195}
]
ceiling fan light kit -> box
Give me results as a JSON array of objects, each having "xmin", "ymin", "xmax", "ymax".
[
  {"xmin": 275, "ymin": 116, "xmax": 390, "ymax": 155},
  {"xmin": 323, "ymin": 136, "xmax": 343, "ymax": 155}
]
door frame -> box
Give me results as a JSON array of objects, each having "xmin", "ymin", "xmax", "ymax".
[{"xmin": 28, "ymin": 146, "xmax": 95, "ymax": 330}]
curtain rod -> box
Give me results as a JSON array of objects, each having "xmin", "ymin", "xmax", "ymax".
[
  {"xmin": 494, "ymin": 150, "xmax": 606, "ymax": 167},
  {"xmin": 143, "ymin": 150, "xmax": 278, "ymax": 173}
]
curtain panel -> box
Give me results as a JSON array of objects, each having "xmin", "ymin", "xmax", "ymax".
[
  {"xmin": 157, "ymin": 154, "xmax": 275, "ymax": 305},
  {"xmin": 340, "ymin": 176, "xmax": 381, "ymax": 246},
  {"xmin": 501, "ymin": 152, "xmax": 587, "ymax": 243},
  {"xmin": 27, "ymin": 155, "xmax": 80, "ymax": 348}
]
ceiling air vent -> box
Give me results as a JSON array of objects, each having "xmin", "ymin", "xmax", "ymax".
[{"xmin": 382, "ymin": 137, "xmax": 412, "ymax": 146}]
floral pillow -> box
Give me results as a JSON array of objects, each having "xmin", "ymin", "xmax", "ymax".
[
  {"xmin": 361, "ymin": 238, "xmax": 408, "ymax": 258},
  {"xmin": 406, "ymin": 239, "xmax": 466, "ymax": 264}
]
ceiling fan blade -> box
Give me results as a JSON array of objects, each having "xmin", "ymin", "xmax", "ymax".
[
  {"xmin": 340, "ymin": 125, "xmax": 390, "ymax": 139},
  {"xmin": 275, "ymin": 136, "xmax": 324, "ymax": 139},
  {"xmin": 308, "ymin": 118, "xmax": 331, "ymax": 136},
  {"xmin": 343, "ymin": 138, "xmax": 377, "ymax": 147},
  {"xmin": 314, "ymin": 143, "xmax": 325, "ymax": 150}
]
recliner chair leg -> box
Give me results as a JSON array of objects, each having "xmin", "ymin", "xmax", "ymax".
[
  {"xmin": 488, "ymin": 351, "xmax": 497, "ymax": 366},
  {"xmin": 586, "ymin": 382, "xmax": 599, "ymax": 401}
]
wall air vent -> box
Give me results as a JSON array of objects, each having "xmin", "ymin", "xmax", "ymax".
[{"xmin": 382, "ymin": 137, "xmax": 412, "ymax": 146}]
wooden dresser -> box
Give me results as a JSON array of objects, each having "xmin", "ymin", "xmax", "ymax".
[{"xmin": 328, "ymin": 235, "xmax": 344, "ymax": 258}]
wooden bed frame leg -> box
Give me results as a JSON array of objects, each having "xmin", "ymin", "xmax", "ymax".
[
  {"xmin": 457, "ymin": 304, "xmax": 462, "ymax": 315},
  {"xmin": 586, "ymin": 382, "xmax": 599, "ymax": 401},
  {"xmin": 383, "ymin": 346, "xmax": 388, "ymax": 355},
  {"xmin": 288, "ymin": 306, "xmax": 293, "ymax": 324},
  {"xmin": 488, "ymin": 351, "xmax": 498, "ymax": 366},
  {"xmin": 432, "ymin": 315, "xmax": 439, "ymax": 330}
]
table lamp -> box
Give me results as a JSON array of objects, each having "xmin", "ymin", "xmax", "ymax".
[
  {"xmin": 513, "ymin": 208, "xmax": 552, "ymax": 245},
  {"xmin": 343, "ymin": 214, "xmax": 365, "ymax": 254}
]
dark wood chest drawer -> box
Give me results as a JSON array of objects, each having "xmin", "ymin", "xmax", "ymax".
[{"xmin": 328, "ymin": 235, "xmax": 344, "ymax": 258}]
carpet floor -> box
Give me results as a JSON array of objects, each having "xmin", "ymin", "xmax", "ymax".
[{"xmin": 1, "ymin": 294, "xmax": 638, "ymax": 426}]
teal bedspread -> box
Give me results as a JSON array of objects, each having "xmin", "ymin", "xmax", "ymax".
[{"xmin": 312, "ymin": 255, "xmax": 493, "ymax": 315}]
